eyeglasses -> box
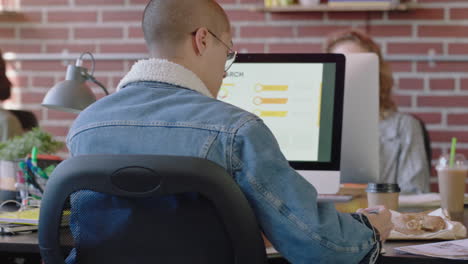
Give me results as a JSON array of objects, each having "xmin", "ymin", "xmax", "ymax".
[
  {"xmin": 206, "ymin": 30, "xmax": 237, "ymax": 72},
  {"xmin": 191, "ymin": 29, "xmax": 237, "ymax": 72}
]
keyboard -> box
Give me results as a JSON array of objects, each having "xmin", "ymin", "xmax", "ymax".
[{"xmin": 317, "ymin": 194, "xmax": 353, "ymax": 203}]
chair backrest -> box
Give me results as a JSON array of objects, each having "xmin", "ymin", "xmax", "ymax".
[
  {"xmin": 39, "ymin": 155, "xmax": 267, "ymax": 264},
  {"xmin": 411, "ymin": 115, "xmax": 432, "ymax": 168},
  {"xmin": 8, "ymin": 110, "xmax": 38, "ymax": 131}
]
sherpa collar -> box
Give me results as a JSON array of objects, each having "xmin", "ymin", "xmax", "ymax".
[{"xmin": 117, "ymin": 58, "xmax": 213, "ymax": 98}]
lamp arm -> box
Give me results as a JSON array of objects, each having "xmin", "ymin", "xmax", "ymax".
[
  {"xmin": 78, "ymin": 52, "xmax": 96, "ymax": 76},
  {"xmin": 87, "ymin": 75, "xmax": 110, "ymax": 95}
]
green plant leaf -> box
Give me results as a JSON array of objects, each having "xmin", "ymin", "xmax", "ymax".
[{"xmin": 0, "ymin": 128, "xmax": 64, "ymax": 160}]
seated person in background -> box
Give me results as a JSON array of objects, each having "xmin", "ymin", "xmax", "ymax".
[
  {"xmin": 0, "ymin": 50, "xmax": 23, "ymax": 141},
  {"xmin": 325, "ymin": 29, "xmax": 430, "ymax": 194},
  {"xmin": 67, "ymin": 1, "xmax": 392, "ymax": 263}
]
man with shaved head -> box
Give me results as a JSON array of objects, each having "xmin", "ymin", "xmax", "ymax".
[
  {"xmin": 139, "ymin": 0, "xmax": 233, "ymax": 96},
  {"xmin": 67, "ymin": 0, "xmax": 391, "ymax": 263}
]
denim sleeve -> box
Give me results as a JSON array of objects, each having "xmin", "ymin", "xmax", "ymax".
[{"xmin": 232, "ymin": 119, "xmax": 379, "ymax": 264}]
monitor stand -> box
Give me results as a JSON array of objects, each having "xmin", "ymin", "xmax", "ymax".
[{"xmin": 297, "ymin": 170, "xmax": 341, "ymax": 194}]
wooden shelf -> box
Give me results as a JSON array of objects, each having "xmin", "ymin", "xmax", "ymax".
[
  {"xmin": 0, "ymin": 10, "xmax": 19, "ymax": 15},
  {"xmin": 252, "ymin": 3, "xmax": 414, "ymax": 12}
]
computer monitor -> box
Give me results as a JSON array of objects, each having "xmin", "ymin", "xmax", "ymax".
[
  {"xmin": 219, "ymin": 53, "xmax": 345, "ymax": 194},
  {"xmin": 340, "ymin": 53, "xmax": 380, "ymax": 183}
]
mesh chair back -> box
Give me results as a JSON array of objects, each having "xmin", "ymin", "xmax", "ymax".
[{"xmin": 39, "ymin": 155, "xmax": 267, "ymax": 264}]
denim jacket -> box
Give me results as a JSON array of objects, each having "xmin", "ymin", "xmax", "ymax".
[{"xmin": 67, "ymin": 59, "xmax": 379, "ymax": 264}]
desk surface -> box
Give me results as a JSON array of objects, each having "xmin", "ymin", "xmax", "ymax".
[
  {"xmin": 379, "ymin": 207, "xmax": 468, "ymax": 263},
  {"xmin": 0, "ymin": 231, "xmax": 39, "ymax": 253},
  {"xmin": 267, "ymin": 207, "xmax": 468, "ymax": 264},
  {"xmin": 1, "ymin": 209, "xmax": 468, "ymax": 263}
]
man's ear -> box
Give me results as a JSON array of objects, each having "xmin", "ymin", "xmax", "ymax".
[{"xmin": 193, "ymin": 27, "xmax": 209, "ymax": 56}]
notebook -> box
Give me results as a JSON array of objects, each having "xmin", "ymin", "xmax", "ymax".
[
  {"xmin": 0, "ymin": 223, "xmax": 38, "ymax": 234},
  {"xmin": 0, "ymin": 208, "xmax": 70, "ymax": 225}
]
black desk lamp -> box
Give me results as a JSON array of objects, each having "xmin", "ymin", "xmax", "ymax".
[{"xmin": 42, "ymin": 52, "xmax": 109, "ymax": 113}]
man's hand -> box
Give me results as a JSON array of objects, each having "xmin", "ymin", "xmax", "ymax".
[{"xmin": 357, "ymin": 206, "xmax": 393, "ymax": 241}]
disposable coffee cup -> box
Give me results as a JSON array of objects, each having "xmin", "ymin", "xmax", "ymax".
[
  {"xmin": 436, "ymin": 154, "xmax": 467, "ymax": 222},
  {"xmin": 299, "ymin": 0, "xmax": 320, "ymax": 5},
  {"xmin": 366, "ymin": 183, "xmax": 400, "ymax": 211}
]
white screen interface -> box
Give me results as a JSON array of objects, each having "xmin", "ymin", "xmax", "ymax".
[{"xmin": 219, "ymin": 63, "xmax": 324, "ymax": 162}]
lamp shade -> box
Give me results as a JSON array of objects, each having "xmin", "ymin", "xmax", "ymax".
[
  {"xmin": 42, "ymin": 65, "xmax": 96, "ymax": 113},
  {"xmin": 42, "ymin": 80, "xmax": 96, "ymax": 113}
]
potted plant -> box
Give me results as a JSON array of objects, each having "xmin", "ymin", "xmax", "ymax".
[
  {"xmin": 0, "ymin": 128, "xmax": 64, "ymax": 161},
  {"xmin": 0, "ymin": 128, "xmax": 64, "ymax": 202}
]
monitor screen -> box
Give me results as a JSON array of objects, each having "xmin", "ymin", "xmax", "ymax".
[{"xmin": 218, "ymin": 54, "xmax": 345, "ymax": 171}]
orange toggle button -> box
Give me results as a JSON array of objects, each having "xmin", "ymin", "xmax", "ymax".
[{"xmin": 253, "ymin": 97, "xmax": 288, "ymax": 105}]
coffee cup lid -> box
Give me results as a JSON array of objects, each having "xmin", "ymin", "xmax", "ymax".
[
  {"xmin": 366, "ymin": 183, "xmax": 400, "ymax": 193},
  {"xmin": 437, "ymin": 154, "xmax": 466, "ymax": 170}
]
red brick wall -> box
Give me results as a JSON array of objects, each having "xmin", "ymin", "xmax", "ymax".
[{"xmin": 1, "ymin": 0, "xmax": 468, "ymax": 190}]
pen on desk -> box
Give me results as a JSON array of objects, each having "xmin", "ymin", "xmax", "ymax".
[
  {"xmin": 26, "ymin": 159, "xmax": 48, "ymax": 180},
  {"xmin": 31, "ymin": 146, "xmax": 38, "ymax": 167},
  {"xmin": 20, "ymin": 161, "xmax": 43, "ymax": 194},
  {"xmin": 15, "ymin": 169, "xmax": 28, "ymax": 207}
]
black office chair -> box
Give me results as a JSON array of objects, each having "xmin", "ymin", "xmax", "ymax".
[
  {"xmin": 38, "ymin": 155, "xmax": 267, "ymax": 264},
  {"xmin": 411, "ymin": 115, "xmax": 433, "ymax": 168},
  {"xmin": 8, "ymin": 110, "xmax": 38, "ymax": 131}
]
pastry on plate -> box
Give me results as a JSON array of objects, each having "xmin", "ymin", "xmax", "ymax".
[{"xmin": 393, "ymin": 212, "xmax": 446, "ymax": 235}]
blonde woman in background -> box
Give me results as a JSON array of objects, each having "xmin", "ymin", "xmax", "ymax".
[
  {"xmin": 325, "ymin": 29, "xmax": 430, "ymax": 194},
  {"xmin": 0, "ymin": 50, "xmax": 23, "ymax": 141}
]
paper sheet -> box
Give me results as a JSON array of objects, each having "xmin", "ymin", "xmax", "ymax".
[{"xmin": 395, "ymin": 238, "xmax": 468, "ymax": 260}]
